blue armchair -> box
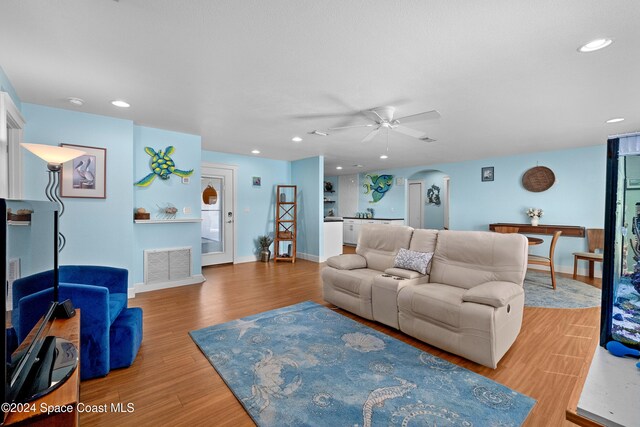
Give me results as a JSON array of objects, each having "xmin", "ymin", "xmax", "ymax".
[{"xmin": 12, "ymin": 265, "xmax": 137, "ymax": 380}]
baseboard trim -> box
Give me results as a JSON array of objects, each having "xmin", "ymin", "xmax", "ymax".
[
  {"xmin": 133, "ymin": 274, "xmax": 206, "ymax": 294},
  {"xmin": 296, "ymin": 252, "xmax": 321, "ymax": 263},
  {"xmin": 235, "ymin": 255, "xmax": 259, "ymax": 264},
  {"xmin": 528, "ymin": 264, "xmax": 602, "ymax": 279}
]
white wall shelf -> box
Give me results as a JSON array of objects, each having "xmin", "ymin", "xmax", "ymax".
[{"xmin": 134, "ymin": 218, "xmax": 202, "ymax": 224}]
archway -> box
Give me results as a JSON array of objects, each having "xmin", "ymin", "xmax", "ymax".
[{"xmin": 407, "ymin": 169, "xmax": 450, "ymax": 230}]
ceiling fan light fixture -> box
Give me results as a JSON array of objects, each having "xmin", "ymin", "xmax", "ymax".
[
  {"xmin": 578, "ymin": 38, "xmax": 613, "ymax": 53},
  {"xmin": 606, "ymin": 117, "xmax": 625, "ymax": 123}
]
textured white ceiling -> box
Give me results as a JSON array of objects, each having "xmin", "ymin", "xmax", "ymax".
[{"xmin": 1, "ymin": 1, "xmax": 638, "ymax": 175}]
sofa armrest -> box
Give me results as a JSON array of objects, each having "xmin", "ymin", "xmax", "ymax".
[
  {"xmin": 384, "ymin": 267, "xmax": 425, "ymax": 280},
  {"xmin": 462, "ymin": 281, "xmax": 523, "ymax": 308},
  {"xmin": 326, "ymin": 254, "xmax": 367, "ymax": 270}
]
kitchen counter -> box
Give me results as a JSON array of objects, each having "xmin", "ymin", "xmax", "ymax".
[
  {"xmin": 324, "ymin": 217, "xmax": 343, "ymax": 222},
  {"xmin": 343, "ymin": 217, "xmax": 404, "ymax": 221}
]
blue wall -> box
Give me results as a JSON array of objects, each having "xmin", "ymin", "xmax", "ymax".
[
  {"xmin": 133, "ymin": 126, "xmax": 202, "ymax": 284},
  {"xmin": 353, "ymin": 145, "xmax": 607, "ymax": 274},
  {"xmin": 0, "ymin": 65, "xmax": 21, "ymax": 108},
  {"xmin": 358, "ymin": 173, "xmax": 404, "ymax": 218},
  {"xmin": 22, "ymin": 104, "xmax": 135, "ymax": 280},
  {"xmin": 21, "ymin": 104, "xmax": 205, "ymax": 288},
  {"xmin": 292, "ymin": 156, "xmax": 323, "ymax": 259},
  {"xmin": 408, "ymin": 170, "xmax": 447, "ymax": 229},
  {"xmin": 201, "ymin": 150, "xmax": 291, "ymax": 261}
]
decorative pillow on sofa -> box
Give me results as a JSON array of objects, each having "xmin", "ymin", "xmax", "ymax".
[{"xmin": 393, "ymin": 248, "xmax": 433, "ymax": 275}]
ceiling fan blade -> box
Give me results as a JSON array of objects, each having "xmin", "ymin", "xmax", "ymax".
[
  {"xmin": 393, "ymin": 125, "xmax": 426, "ymax": 139},
  {"xmin": 328, "ymin": 123, "xmax": 375, "ymax": 131},
  {"xmin": 292, "ymin": 111, "xmax": 363, "ymax": 120},
  {"xmin": 394, "ymin": 110, "xmax": 441, "ymax": 124},
  {"xmin": 361, "ymin": 128, "xmax": 381, "ymax": 143}
]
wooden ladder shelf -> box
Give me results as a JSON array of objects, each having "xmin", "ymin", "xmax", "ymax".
[{"xmin": 274, "ymin": 185, "xmax": 297, "ymax": 263}]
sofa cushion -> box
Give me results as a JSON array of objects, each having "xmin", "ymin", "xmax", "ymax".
[
  {"xmin": 409, "ymin": 229, "xmax": 439, "ymax": 253},
  {"xmin": 393, "ymin": 248, "xmax": 433, "ymax": 275},
  {"xmin": 429, "ymin": 230, "xmax": 528, "ymax": 290},
  {"xmin": 384, "ymin": 267, "xmax": 424, "ymax": 280},
  {"xmin": 109, "ymin": 293, "xmax": 128, "ymax": 325},
  {"xmin": 398, "ymin": 283, "xmax": 467, "ymax": 328},
  {"xmin": 321, "ymin": 267, "xmax": 381, "ymax": 298},
  {"xmin": 356, "ymin": 224, "xmax": 414, "ymax": 272},
  {"xmin": 462, "ymin": 281, "xmax": 524, "ymax": 308},
  {"xmin": 326, "ymin": 254, "xmax": 367, "ymax": 270}
]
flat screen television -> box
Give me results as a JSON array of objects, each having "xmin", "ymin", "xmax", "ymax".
[{"xmin": 1, "ymin": 198, "xmax": 77, "ymax": 421}]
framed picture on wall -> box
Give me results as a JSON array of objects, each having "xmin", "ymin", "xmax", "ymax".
[
  {"xmin": 481, "ymin": 166, "xmax": 494, "ymax": 182},
  {"xmin": 60, "ymin": 144, "xmax": 107, "ymax": 198},
  {"xmin": 252, "ymin": 176, "xmax": 261, "ymax": 187}
]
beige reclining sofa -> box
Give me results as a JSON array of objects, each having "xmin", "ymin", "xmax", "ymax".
[{"xmin": 322, "ymin": 224, "xmax": 528, "ymax": 368}]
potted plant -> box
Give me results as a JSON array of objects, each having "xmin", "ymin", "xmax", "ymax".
[
  {"xmin": 258, "ymin": 235, "xmax": 274, "ymax": 262},
  {"xmin": 526, "ymin": 208, "xmax": 543, "ymax": 226}
]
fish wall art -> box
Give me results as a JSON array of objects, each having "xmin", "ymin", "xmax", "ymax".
[
  {"xmin": 363, "ymin": 174, "xmax": 394, "ymax": 203},
  {"xmin": 134, "ymin": 146, "xmax": 194, "ymax": 187}
]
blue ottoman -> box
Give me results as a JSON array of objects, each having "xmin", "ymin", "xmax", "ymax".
[{"xmin": 110, "ymin": 307, "xmax": 143, "ymax": 370}]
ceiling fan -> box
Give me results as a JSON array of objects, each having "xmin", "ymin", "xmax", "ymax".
[{"xmin": 309, "ymin": 106, "xmax": 440, "ymax": 143}]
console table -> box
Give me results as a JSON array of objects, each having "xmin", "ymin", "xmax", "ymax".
[
  {"xmin": 489, "ymin": 223, "xmax": 585, "ymax": 238},
  {"xmin": 5, "ymin": 311, "xmax": 80, "ymax": 426}
]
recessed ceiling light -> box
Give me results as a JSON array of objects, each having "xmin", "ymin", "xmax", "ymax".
[
  {"xmin": 251, "ymin": 149, "xmax": 260, "ymax": 154},
  {"xmin": 336, "ymin": 166, "xmax": 343, "ymax": 170},
  {"xmin": 606, "ymin": 117, "xmax": 625, "ymax": 123},
  {"xmin": 111, "ymin": 100, "xmax": 130, "ymax": 108},
  {"xmin": 578, "ymin": 38, "xmax": 613, "ymax": 53},
  {"xmin": 291, "ymin": 136, "xmax": 303, "ymax": 142},
  {"xmin": 67, "ymin": 97, "xmax": 84, "ymax": 106},
  {"xmin": 380, "ymin": 155, "xmax": 388, "ymax": 159}
]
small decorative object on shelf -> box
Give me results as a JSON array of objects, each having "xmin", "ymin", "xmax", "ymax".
[
  {"xmin": 280, "ymin": 192, "xmax": 286, "ymax": 202},
  {"xmin": 258, "ymin": 235, "xmax": 274, "ymax": 262},
  {"xmin": 157, "ymin": 203, "xmax": 178, "ymax": 219},
  {"xmin": 324, "ymin": 181, "xmax": 333, "ymax": 192},
  {"xmin": 526, "ymin": 208, "xmax": 543, "ymax": 226},
  {"xmin": 134, "ymin": 207, "xmax": 150, "ymax": 220},
  {"xmin": 7, "ymin": 208, "xmax": 33, "ymax": 221}
]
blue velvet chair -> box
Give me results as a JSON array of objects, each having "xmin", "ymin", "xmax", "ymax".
[{"xmin": 12, "ymin": 265, "xmax": 140, "ymax": 380}]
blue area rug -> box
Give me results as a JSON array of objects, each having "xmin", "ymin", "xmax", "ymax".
[
  {"xmin": 524, "ymin": 271, "xmax": 601, "ymax": 308},
  {"xmin": 190, "ymin": 301, "xmax": 535, "ymax": 426}
]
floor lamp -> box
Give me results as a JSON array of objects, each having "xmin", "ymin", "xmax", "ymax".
[{"xmin": 21, "ymin": 143, "xmax": 86, "ymax": 251}]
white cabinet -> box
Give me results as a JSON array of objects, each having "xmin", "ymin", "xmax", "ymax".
[
  {"xmin": 343, "ymin": 219, "xmax": 404, "ymax": 245},
  {"xmin": 343, "ymin": 219, "xmax": 361, "ymax": 245}
]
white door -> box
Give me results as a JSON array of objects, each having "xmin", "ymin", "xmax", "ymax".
[
  {"xmin": 407, "ymin": 180, "xmax": 424, "ymax": 229},
  {"xmin": 201, "ymin": 164, "xmax": 235, "ymax": 265}
]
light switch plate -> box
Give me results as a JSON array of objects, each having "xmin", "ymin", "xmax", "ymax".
[
  {"xmin": 183, "ymin": 207, "xmax": 191, "ymax": 214},
  {"xmin": 182, "ymin": 177, "xmax": 190, "ymax": 184}
]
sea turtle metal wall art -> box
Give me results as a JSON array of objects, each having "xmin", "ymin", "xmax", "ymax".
[{"xmin": 134, "ymin": 146, "xmax": 194, "ymax": 187}]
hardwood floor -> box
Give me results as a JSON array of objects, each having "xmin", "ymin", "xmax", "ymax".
[{"xmin": 79, "ymin": 258, "xmax": 601, "ymax": 426}]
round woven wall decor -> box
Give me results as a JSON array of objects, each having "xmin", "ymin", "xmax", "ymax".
[
  {"xmin": 522, "ymin": 166, "xmax": 555, "ymax": 192},
  {"xmin": 202, "ymin": 185, "xmax": 218, "ymax": 204}
]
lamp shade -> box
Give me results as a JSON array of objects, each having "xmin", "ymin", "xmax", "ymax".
[{"xmin": 21, "ymin": 143, "xmax": 86, "ymax": 165}]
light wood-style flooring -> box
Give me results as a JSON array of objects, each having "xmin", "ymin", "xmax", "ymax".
[{"xmin": 79, "ymin": 258, "xmax": 601, "ymax": 426}]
